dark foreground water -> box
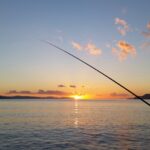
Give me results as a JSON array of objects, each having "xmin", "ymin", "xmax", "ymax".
[{"xmin": 0, "ymin": 99, "xmax": 150, "ymax": 150}]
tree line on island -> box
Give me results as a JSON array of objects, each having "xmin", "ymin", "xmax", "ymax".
[{"xmin": 0, "ymin": 94, "xmax": 150, "ymax": 99}]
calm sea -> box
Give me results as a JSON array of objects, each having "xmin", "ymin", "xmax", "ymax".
[{"xmin": 0, "ymin": 99, "xmax": 150, "ymax": 150}]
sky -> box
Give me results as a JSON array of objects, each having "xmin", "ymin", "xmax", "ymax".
[{"xmin": 0, "ymin": 0, "xmax": 150, "ymax": 99}]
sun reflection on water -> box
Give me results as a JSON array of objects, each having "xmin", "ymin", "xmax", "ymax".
[{"xmin": 74, "ymin": 100, "xmax": 79, "ymax": 128}]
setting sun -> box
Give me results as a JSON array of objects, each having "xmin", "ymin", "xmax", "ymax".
[
  {"xmin": 70, "ymin": 94, "xmax": 90, "ymax": 100},
  {"xmin": 72, "ymin": 95, "xmax": 83, "ymax": 100}
]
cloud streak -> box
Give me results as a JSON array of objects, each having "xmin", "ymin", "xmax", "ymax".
[
  {"xmin": 37, "ymin": 89, "xmax": 68, "ymax": 95},
  {"xmin": 110, "ymin": 92, "xmax": 129, "ymax": 97},
  {"xmin": 8, "ymin": 90, "xmax": 32, "ymax": 94},
  {"xmin": 58, "ymin": 84, "xmax": 66, "ymax": 88},
  {"xmin": 70, "ymin": 85, "xmax": 76, "ymax": 88},
  {"xmin": 7, "ymin": 89, "xmax": 70, "ymax": 96},
  {"xmin": 72, "ymin": 41, "xmax": 102, "ymax": 56}
]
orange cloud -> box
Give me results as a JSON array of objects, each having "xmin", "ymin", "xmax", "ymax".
[
  {"xmin": 115, "ymin": 18, "xmax": 129, "ymax": 36},
  {"xmin": 72, "ymin": 41, "xmax": 83, "ymax": 50},
  {"xmin": 147, "ymin": 22, "xmax": 150, "ymax": 30},
  {"xmin": 72, "ymin": 41, "xmax": 102, "ymax": 56},
  {"xmin": 112, "ymin": 40, "xmax": 136, "ymax": 60},
  {"xmin": 110, "ymin": 92, "xmax": 129, "ymax": 97},
  {"xmin": 85, "ymin": 43, "xmax": 102, "ymax": 55}
]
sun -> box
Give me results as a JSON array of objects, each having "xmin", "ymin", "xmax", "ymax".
[
  {"xmin": 70, "ymin": 94, "xmax": 89, "ymax": 100},
  {"xmin": 72, "ymin": 95, "xmax": 83, "ymax": 100}
]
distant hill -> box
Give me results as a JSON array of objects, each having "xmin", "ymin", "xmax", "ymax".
[
  {"xmin": 0, "ymin": 95, "xmax": 70, "ymax": 99},
  {"xmin": 134, "ymin": 94, "xmax": 150, "ymax": 99}
]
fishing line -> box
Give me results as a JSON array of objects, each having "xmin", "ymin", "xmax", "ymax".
[{"xmin": 42, "ymin": 40, "xmax": 150, "ymax": 107}]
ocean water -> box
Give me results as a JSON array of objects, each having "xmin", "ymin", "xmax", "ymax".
[{"xmin": 0, "ymin": 99, "xmax": 150, "ymax": 150}]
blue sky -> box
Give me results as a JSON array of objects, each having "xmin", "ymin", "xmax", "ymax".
[{"xmin": 0, "ymin": 0, "xmax": 150, "ymax": 98}]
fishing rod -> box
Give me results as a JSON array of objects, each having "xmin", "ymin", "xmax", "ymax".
[{"xmin": 43, "ymin": 40, "xmax": 150, "ymax": 107}]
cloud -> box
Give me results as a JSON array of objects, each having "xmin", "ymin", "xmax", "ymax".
[
  {"xmin": 142, "ymin": 31, "xmax": 150, "ymax": 38},
  {"xmin": 147, "ymin": 22, "xmax": 150, "ymax": 30},
  {"xmin": 142, "ymin": 22, "xmax": 150, "ymax": 38},
  {"xmin": 72, "ymin": 41, "xmax": 102, "ymax": 56},
  {"xmin": 115, "ymin": 18, "xmax": 129, "ymax": 30},
  {"xmin": 37, "ymin": 89, "xmax": 68, "ymax": 95},
  {"xmin": 141, "ymin": 22, "xmax": 150, "ymax": 49},
  {"xmin": 141, "ymin": 42, "xmax": 150, "ymax": 49},
  {"xmin": 112, "ymin": 40, "xmax": 136, "ymax": 60},
  {"xmin": 117, "ymin": 40, "xmax": 136, "ymax": 60},
  {"xmin": 110, "ymin": 92, "xmax": 129, "ymax": 97},
  {"xmin": 115, "ymin": 18, "xmax": 129, "ymax": 36},
  {"xmin": 70, "ymin": 85, "xmax": 76, "ymax": 88},
  {"xmin": 58, "ymin": 84, "xmax": 66, "ymax": 88},
  {"xmin": 85, "ymin": 43, "xmax": 102, "ymax": 55},
  {"xmin": 72, "ymin": 41, "xmax": 83, "ymax": 50},
  {"xmin": 7, "ymin": 90, "xmax": 31, "ymax": 94},
  {"xmin": 7, "ymin": 89, "xmax": 70, "ymax": 96},
  {"xmin": 112, "ymin": 47, "xmax": 117, "ymax": 53},
  {"xmin": 117, "ymin": 28, "xmax": 126, "ymax": 36}
]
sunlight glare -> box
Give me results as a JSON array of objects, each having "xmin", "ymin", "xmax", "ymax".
[{"xmin": 71, "ymin": 94, "xmax": 89, "ymax": 100}]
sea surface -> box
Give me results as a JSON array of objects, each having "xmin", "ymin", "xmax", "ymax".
[{"xmin": 0, "ymin": 99, "xmax": 150, "ymax": 150}]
